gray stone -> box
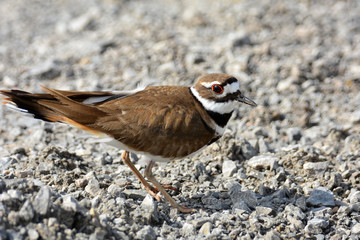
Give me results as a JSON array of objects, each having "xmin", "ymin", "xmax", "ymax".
[
  {"xmin": 141, "ymin": 194, "xmax": 159, "ymax": 223},
  {"xmin": 7, "ymin": 189, "xmax": 23, "ymax": 200},
  {"xmin": 229, "ymin": 183, "xmax": 258, "ymax": 209},
  {"xmin": 123, "ymin": 189, "xmax": 147, "ymax": 200},
  {"xmin": 240, "ymin": 139, "xmax": 258, "ymax": 159},
  {"xmin": 135, "ymin": 226, "xmax": 156, "ymax": 240},
  {"xmin": 257, "ymin": 137, "xmax": 272, "ymax": 154},
  {"xmin": 199, "ymin": 222, "xmax": 212, "ymax": 236},
  {"xmin": 181, "ymin": 222, "xmax": 195, "ymax": 237},
  {"xmin": 191, "ymin": 217, "xmax": 212, "ymax": 229},
  {"xmin": 285, "ymin": 205, "xmax": 306, "ymax": 230},
  {"xmin": 305, "ymin": 218, "xmax": 329, "ymax": 234},
  {"xmin": 89, "ymin": 227, "xmax": 106, "ymax": 240},
  {"xmin": 247, "ymin": 155, "xmax": 278, "ymax": 171},
  {"xmin": 85, "ymin": 178, "xmax": 101, "ymax": 196},
  {"xmin": 351, "ymin": 223, "xmax": 360, "ymax": 235},
  {"xmin": 18, "ymin": 200, "xmax": 34, "ymax": 222},
  {"xmin": 23, "ymin": 59, "xmax": 61, "ymax": 80},
  {"xmin": 62, "ymin": 195, "xmax": 80, "ymax": 212},
  {"xmin": 32, "ymin": 186, "xmax": 52, "ymax": 215},
  {"xmin": 303, "ymin": 162, "xmax": 329, "ymax": 175},
  {"xmin": 264, "ymin": 230, "xmax": 282, "ymax": 240},
  {"xmin": 286, "ymin": 127, "xmax": 302, "ymax": 142},
  {"xmin": 255, "ymin": 206, "xmax": 275, "ymax": 216},
  {"xmin": 27, "ymin": 228, "xmax": 39, "ymax": 240},
  {"xmin": 0, "ymin": 179, "xmax": 5, "ymax": 193},
  {"xmin": 306, "ymin": 187, "xmax": 335, "ymax": 207},
  {"xmin": 222, "ymin": 160, "xmax": 237, "ymax": 177},
  {"xmin": 201, "ymin": 195, "xmax": 229, "ymax": 210},
  {"xmin": 348, "ymin": 191, "xmax": 360, "ymax": 204}
]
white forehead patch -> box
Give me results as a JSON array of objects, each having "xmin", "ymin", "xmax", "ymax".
[
  {"xmin": 223, "ymin": 81, "xmax": 240, "ymax": 95},
  {"xmin": 201, "ymin": 81, "xmax": 221, "ymax": 88}
]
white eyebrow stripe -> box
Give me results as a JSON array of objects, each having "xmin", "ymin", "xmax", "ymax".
[
  {"xmin": 201, "ymin": 81, "xmax": 221, "ymax": 88},
  {"xmin": 201, "ymin": 81, "xmax": 240, "ymax": 96}
]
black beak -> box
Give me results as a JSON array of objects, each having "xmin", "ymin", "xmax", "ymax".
[{"xmin": 237, "ymin": 94, "xmax": 257, "ymax": 107}]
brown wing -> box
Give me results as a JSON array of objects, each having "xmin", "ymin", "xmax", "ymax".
[
  {"xmin": 1, "ymin": 86, "xmax": 215, "ymax": 159},
  {"xmin": 94, "ymin": 86, "xmax": 215, "ymax": 159}
]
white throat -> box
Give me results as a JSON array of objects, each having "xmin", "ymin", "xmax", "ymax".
[{"xmin": 190, "ymin": 87, "xmax": 237, "ymax": 114}]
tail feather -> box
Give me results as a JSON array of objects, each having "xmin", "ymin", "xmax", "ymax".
[{"xmin": 0, "ymin": 88, "xmax": 112, "ymax": 131}]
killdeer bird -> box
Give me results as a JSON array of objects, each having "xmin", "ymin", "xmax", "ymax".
[{"xmin": 1, "ymin": 73, "xmax": 256, "ymax": 213}]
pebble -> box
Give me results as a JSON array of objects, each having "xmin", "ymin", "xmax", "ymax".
[
  {"xmin": 351, "ymin": 223, "xmax": 360, "ymax": 235},
  {"xmin": 222, "ymin": 160, "xmax": 237, "ymax": 177},
  {"xmin": 32, "ymin": 186, "xmax": 52, "ymax": 215},
  {"xmin": 141, "ymin": 194, "xmax": 159, "ymax": 223},
  {"xmin": 199, "ymin": 222, "xmax": 212, "ymax": 235},
  {"xmin": 247, "ymin": 155, "xmax": 278, "ymax": 171},
  {"xmin": 18, "ymin": 200, "xmax": 34, "ymax": 222},
  {"xmin": 135, "ymin": 226, "xmax": 157, "ymax": 240},
  {"xmin": 85, "ymin": 178, "xmax": 101, "ymax": 196},
  {"xmin": 306, "ymin": 187, "xmax": 335, "ymax": 207},
  {"xmin": 305, "ymin": 218, "xmax": 329, "ymax": 234},
  {"xmin": 62, "ymin": 195, "xmax": 81, "ymax": 212},
  {"xmin": 229, "ymin": 183, "xmax": 258, "ymax": 209},
  {"xmin": 303, "ymin": 162, "xmax": 329, "ymax": 175}
]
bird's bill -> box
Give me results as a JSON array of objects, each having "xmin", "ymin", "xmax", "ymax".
[{"xmin": 237, "ymin": 95, "xmax": 257, "ymax": 106}]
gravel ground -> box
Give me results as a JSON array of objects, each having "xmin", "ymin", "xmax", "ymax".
[{"xmin": 1, "ymin": 0, "xmax": 360, "ymax": 239}]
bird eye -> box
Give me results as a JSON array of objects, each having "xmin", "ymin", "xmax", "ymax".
[{"xmin": 211, "ymin": 84, "xmax": 223, "ymax": 94}]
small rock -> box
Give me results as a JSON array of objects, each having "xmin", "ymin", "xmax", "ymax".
[
  {"xmin": 199, "ymin": 222, "xmax": 212, "ymax": 236},
  {"xmin": 62, "ymin": 195, "xmax": 80, "ymax": 212},
  {"xmin": 303, "ymin": 162, "xmax": 329, "ymax": 175},
  {"xmin": 68, "ymin": 8, "xmax": 98, "ymax": 33},
  {"xmin": 285, "ymin": 204, "xmax": 306, "ymax": 230},
  {"xmin": 123, "ymin": 189, "xmax": 147, "ymax": 200},
  {"xmin": 351, "ymin": 223, "xmax": 360, "ymax": 235},
  {"xmin": 181, "ymin": 222, "xmax": 195, "ymax": 236},
  {"xmin": 89, "ymin": 227, "xmax": 106, "ymax": 240},
  {"xmin": 257, "ymin": 137, "xmax": 272, "ymax": 154},
  {"xmin": 201, "ymin": 195, "xmax": 229, "ymax": 210},
  {"xmin": 348, "ymin": 191, "xmax": 360, "ymax": 204},
  {"xmin": 24, "ymin": 59, "xmax": 61, "ymax": 80},
  {"xmin": 0, "ymin": 179, "xmax": 5, "ymax": 193},
  {"xmin": 141, "ymin": 194, "xmax": 159, "ymax": 223},
  {"xmin": 286, "ymin": 127, "xmax": 303, "ymax": 142},
  {"xmin": 350, "ymin": 110, "xmax": 360, "ymax": 124},
  {"xmin": 27, "ymin": 228, "xmax": 39, "ymax": 240},
  {"xmin": 306, "ymin": 187, "xmax": 335, "ymax": 207},
  {"xmin": 264, "ymin": 229, "xmax": 282, "ymax": 240},
  {"xmin": 7, "ymin": 189, "xmax": 23, "ymax": 200},
  {"xmin": 256, "ymin": 206, "xmax": 275, "ymax": 216},
  {"xmin": 3, "ymin": 75, "xmax": 17, "ymax": 87},
  {"xmin": 247, "ymin": 155, "xmax": 278, "ymax": 171},
  {"xmin": 305, "ymin": 218, "xmax": 329, "ymax": 234},
  {"xmin": 32, "ymin": 186, "xmax": 52, "ymax": 215},
  {"xmin": 191, "ymin": 217, "xmax": 212, "ymax": 229},
  {"xmin": 135, "ymin": 226, "xmax": 156, "ymax": 240},
  {"xmin": 240, "ymin": 139, "xmax": 258, "ymax": 159},
  {"xmin": 107, "ymin": 184, "xmax": 123, "ymax": 197},
  {"xmin": 222, "ymin": 160, "xmax": 237, "ymax": 177},
  {"xmin": 18, "ymin": 200, "xmax": 34, "ymax": 222},
  {"xmin": 233, "ymin": 200, "xmax": 252, "ymax": 212},
  {"xmin": 91, "ymin": 196, "xmax": 101, "ymax": 208},
  {"xmin": 85, "ymin": 178, "xmax": 101, "ymax": 196},
  {"xmin": 229, "ymin": 183, "xmax": 257, "ymax": 209}
]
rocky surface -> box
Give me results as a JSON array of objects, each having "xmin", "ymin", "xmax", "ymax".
[{"xmin": 1, "ymin": 0, "xmax": 360, "ymax": 239}]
